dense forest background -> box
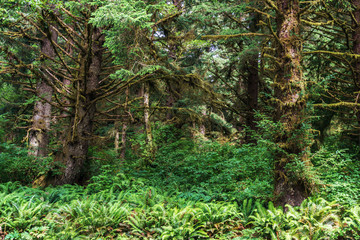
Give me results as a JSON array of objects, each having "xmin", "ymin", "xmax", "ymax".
[{"xmin": 1, "ymin": 0, "xmax": 360, "ymax": 239}]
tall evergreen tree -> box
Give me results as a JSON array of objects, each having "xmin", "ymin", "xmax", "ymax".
[
  {"xmin": 272, "ymin": 0, "xmax": 308, "ymax": 206},
  {"xmin": 29, "ymin": 8, "xmax": 57, "ymax": 158}
]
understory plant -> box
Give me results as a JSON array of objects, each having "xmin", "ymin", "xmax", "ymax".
[
  {"xmin": 1, "ymin": 180, "xmax": 360, "ymax": 239},
  {"xmin": 247, "ymin": 197, "xmax": 343, "ymax": 239}
]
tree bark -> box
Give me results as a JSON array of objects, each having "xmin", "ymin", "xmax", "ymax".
[
  {"xmin": 115, "ymin": 87, "xmax": 129, "ymax": 159},
  {"xmin": 54, "ymin": 27, "xmax": 104, "ymax": 185},
  {"xmin": 143, "ymin": 82, "xmax": 156, "ymax": 164},
  {"xmin": 29, "ymin": 25, "xmax": 57, "ymax": 157},
  {"xmin": 120, "ymin": 87, "xmax": 130, "ymax": 159},
  {"xmin": 352, "ymin": 0, "xmax": 360, "ymax": 146},
  {"xmin": 273, "ymin": 0, "xmax": 308, "ymax": 206},
  {"xmin": 245, "ymin": 56, "xmax": 259, "ymax": 132},
  {"xmin": 244, "ymin": 13, "xmax": 260, "ymax": 142},
  {"xmin": 120, "ymin": 122, "xmax": 128, "ymax": 159},
  {"xmin": 199, "ymin": 106, "xmax": 207, "ymax": 136}
]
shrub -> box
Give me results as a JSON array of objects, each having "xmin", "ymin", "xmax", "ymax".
[
  {"xmin": 312, "ymin": 147, "xmax": 360, "ymax": 205},
  {"xmin": 0, "ymin": 143, "xmax": 56, "ymax": 184}
]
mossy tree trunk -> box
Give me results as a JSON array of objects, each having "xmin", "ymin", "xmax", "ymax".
[
  {"xmin": 353, "ymin": 0, "xmax": 360, "ymax": 145},
  {"xmin": 245, "ymin": 54, "xmax": 259, "ymax": 134},
  {"xmin": 120, "ymin": 122, "xmax": 128, "ymax": 159},
  {"xmin": 199, "ymin": 106, "xmax": 207, "ymax": 136},
  {"xmin": 29, "ymin": 24, "xmax": 57, "ymax": 157},
  {"xmin": 143, "ymin": 81, "xmax": 156, "ymax": 164},
  {"xmin": 244, "ymin": 13, "xmax": 260, "ymax": 142},
  {"xmin": 115, "ymin": 86, "xmax": 129, "ymax": 159},
  {"xmin": 54, "ymin": 27, "xmax": 104, "ymax": 185},
  {"xmin": 120, "ymin": 87, "xmax": 130, "ymax": 159},
  {"xmin": 273, "ymin": 0, "xmax": 308, "ymax": 206}
]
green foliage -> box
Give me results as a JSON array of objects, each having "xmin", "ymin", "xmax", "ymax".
[
  {"xmin": 1, "ymin": 178, "xmax": 360, "ymax": 239},
  {"xmin": 0, "ymin": 83, "xmax": 29, "ymax": 143},
  {"xmin": 0, "ymin": 0, "xmax": 30, "ymax": 25},
  {"xmin": 0, "ymin": 113, "xmax": 8, "ymax": 140},
  {"xmin": 247, "ymin": 198, "xmax": 343, "ymax": 239},
  {"xmin": 312, "ymin": 147, "xmax": 360, "ymax": 205},
  {"xmin": 286, "ymin": 198, "xmax": 342, "ymax": 239},
  {"xmin": 249, "ymin": 201, "xmax": 286, "ymax": 239},
  {"xmin": 89, "ymin": 0, "xmax": 162, "ymax": 69},
  {"xmin": 196, "ymin": 201, "xmax": 241, "ymax": 238},
  {"xmin": 124, "ymin": 122, "xmax": 270, "ymax": 202},
  {"xmin": 86, "ymin": 165, "xmax": 146, "ymax": 194},
  {"xmin": 157, "ymin": 206, "xmax": 208, "ymax": 239},
  {"xmin": 126, "ymin": 139, "xmax": 274, "ymax": 202},
  {"xmin": 0, "ymin": 143, "xmax": 56, "ymax": 184},
  {"xmin": 0, "ymin": 181, "xmax": 244, "ymax": 239},
  {"xmin": 238, "ymin": 198, "xmax": 259, "ymax": 224},
  {"xmin": 343, "ymin": 205, "xmax": 360, "ymax": 238},
  {"xmin": 1, "ymin": 197, "xmax": 50, "ymax": 231},
  {"xmin": 90, "ymin": 0, "xmax": 153, "ymax": 29},
  {"xmin": 85, "ymin": 147, "xmax": 125, "ymax": 181},
  {"xmin": 1, "ymin": 1, "xmax": 360, "ymax": 238},
  {"xmin": 58, "ymin": 198, "xmax": 129, "ymax": 236}
]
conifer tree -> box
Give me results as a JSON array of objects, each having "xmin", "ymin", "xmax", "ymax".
[
  {"xmin": 272, "ymin": 0, "xmax": 308, "ymax": 206},
  {"xmin": 29, "ymin": 7, "xmax": 57, "ymax": 158}
]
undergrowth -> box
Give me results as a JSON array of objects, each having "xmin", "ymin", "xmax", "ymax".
[
  {"xmin": 120, "ymin": 138, "xmax": 274, "ymax": 203},
  {"xmin": 1, "ymin": 124, "xmax": 360, "ymax": 239},
  {"xmin": 1, "ymin": 179, "xmax": 360, "ymax": 239}
]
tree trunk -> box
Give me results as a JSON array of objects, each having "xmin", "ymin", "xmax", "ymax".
[
  {"xmin": 273, "ymin": 0, "xmax": 308, "ymax": 206},
  {"xmin": 54, "ymin": 27, "xmax": 104, "ymax": 185},
  {"xmin": 115, "ymin": 87, "xmax": 129, "ymax": 159},
  {"xmin": 120, "ymin": 122, "xmax": 128, "ymax": 159},
  {"xmin": 143, "ymin": 82, "xmax": 156, "ymax": 164},
  {"xmin": 114, "ymin": 121, "xmax": 120, "ymax": 155},
  {"xmin": 244, "ymin": 13, "xmax": 260, "ymax": 142},
  {"xmin": 199, "ymin": 106, "xmax": 207, "ymax": 136},
  {"xmin": 352, "ymin": 0, "xmax": 360, "ymax": 146},
  {"xmin": 234, "ymin": 74, "xmax": 246, "ymax": 133},
  {"xmin": 120, "ymin": 87, "xmax": 130, "ymax": 159},
  {"xmin": 29, "ymin": 25, "xmax": 57, "ymax": 157},
  {"xmin": 245, "ymin": 56, "xmax": 259, "ymax": 131}
]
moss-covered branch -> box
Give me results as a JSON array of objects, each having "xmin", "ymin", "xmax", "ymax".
[
  {"xmin": 313, "ymin": 102, "xmax": 360, "ymax": 108},
  {"xmin": 202, "ymin": 32, "xmax": 271, "ymax": 40}
]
